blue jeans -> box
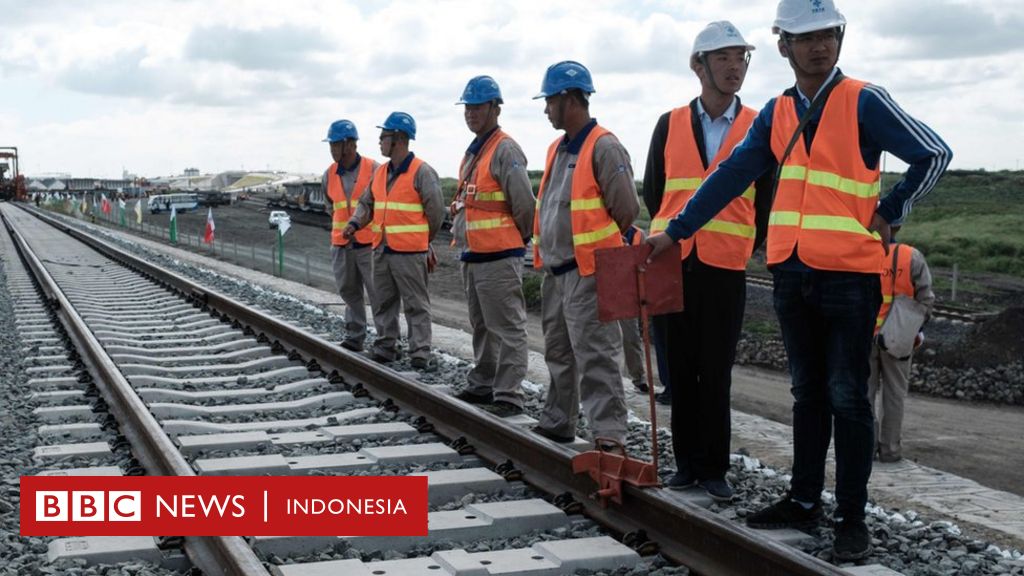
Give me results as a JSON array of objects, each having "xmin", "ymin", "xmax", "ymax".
[{"xmin": 772, "ymin": 269, "xmax": 881, "ymax": 521}]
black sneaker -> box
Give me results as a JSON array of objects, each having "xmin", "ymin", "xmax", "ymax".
[
  {"xmin": 833, "ymin": 518, "xmax": 871, "ymax": 561},
  {"xmin": 665, "ymin": 470, "xmax": 696, "ymax": 491},
  {"xmin": 531, "ymin": 426, "xmax": 575, "ymax": 444},
  {"xmin": 485, "ymin": 400, "xmax": 523, "ymax": 418},
  {"xmin": 632, "ymin": 379, "xmax": 649, "ymax": 393},
  {"xmin": 455, "ymin": 389, "xmax": 493, "ymax": 404},
  {"xmin": 699, "ymin": 478, "xmax": 734, "ymax": 502},
  {"xmin": 655, "ymin": 391, "xmax": 672, "ymax": 406},
  {"xmin": 746, "ymin": 497, "xmax": 823, "ymax": 529}
]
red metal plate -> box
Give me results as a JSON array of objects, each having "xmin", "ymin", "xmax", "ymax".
[{"xmin": 595, "ymin": 243, "xmax": 683, "ymax": 323}]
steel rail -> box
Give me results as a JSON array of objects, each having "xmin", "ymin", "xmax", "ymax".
[
  {"xmin": 1, "ymin": 208, "xmax": 271, "ymax": 576},
  {"xmin": 22, "ymin": 205, "xmax": 847, "ymax": 575}
]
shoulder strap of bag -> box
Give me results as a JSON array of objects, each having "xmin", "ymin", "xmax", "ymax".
[{"xmin": 768, "ymin": 72, "xmax": 846, "ymax": 210}]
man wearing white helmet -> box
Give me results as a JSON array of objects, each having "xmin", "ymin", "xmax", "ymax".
[
  {"xmin": 642, "ymin": 21, "xmax": 773, "ymax": 503},
  {"xmin": 647, "ymin": 0, "xmax": 951, "ymax": 561}
]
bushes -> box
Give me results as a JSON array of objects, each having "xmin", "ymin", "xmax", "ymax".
[{"xmin": 522, "ymin": 273, "xmax": 543, "ymax": 310}]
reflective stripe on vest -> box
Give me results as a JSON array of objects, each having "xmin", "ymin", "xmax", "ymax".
[
  {"xmin": 875, "ymin": 243, "xmax": 916, "ymax": 333},
  {"xmin": 532, "ymin": 125, "xmax": 623, "ymax": 276},
  {"xmin": 461, "ymin": 130, "xmax": 524, "ymax": 253},
  {"xmin": 649, "ymin": 105, "xmax": 759, "ymax": 270},
  {"xmin": 327, "ymin": 157, "xmax": 377, "ymax": 246},
  {"xmin": 370, "ymin": 157, "xmax": 430, "ymax": 252},
  {"xmin": 768, "ymin": 78, "xmax": 883, "ymax": 273}
]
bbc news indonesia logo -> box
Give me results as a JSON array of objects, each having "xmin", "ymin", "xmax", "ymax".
[{"xmin": 21, "ymin": 475, "xmax": 427, "ymax": 536}]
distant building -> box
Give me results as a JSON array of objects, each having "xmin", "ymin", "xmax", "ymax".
[{"xmin": 183, "ymin": 167, "xmax": 200, "ymax": 177}]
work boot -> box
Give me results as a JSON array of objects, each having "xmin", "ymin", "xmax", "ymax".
[
  {"xmin": 746, "ymin": 497, "xmax": 823, "ymax": 529},
  {"xmin": 340, "ymin": 339, "xmax": 363, "ymax": 352},
  {"xmin": 632, "ymin": 378, "xmax": 648, "ymax": 393},
  {"xmin": 411, "ymin": 356, "xmax": 437, "ymax": 371},
  {"xmin": 455, "ymin": 389, "xmax": 493, "ymax": 405},
  {"xmin": 485, "ymin": 401, "xmax": 523, "ymax": 418},
  {"xmin": 833, "ymin": 518, "xmax": 871, "ymax": 561},
  {"xmin": 531, "ymin": 426, "xmax": 575, "ymax": 444}
]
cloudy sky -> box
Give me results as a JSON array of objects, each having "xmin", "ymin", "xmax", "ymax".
[{"xmin": 2, "ymin": 0, "xmax": 1022, "ymax": 180}]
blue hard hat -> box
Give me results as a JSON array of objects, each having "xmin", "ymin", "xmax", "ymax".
[
  {"xmin": 323, "ymin": 119, "xmax": 358, "ymax": 143},
  {"xmin": 533, "ymin": 60, "xmax": 595, "ymax": 100},
  {"xmin": 376, "ymin": 111, "xmax": 416, "ymax": 140},
  {"xmin": 456, "ymin": 75, "xmax": 503, "ymax": 105}
]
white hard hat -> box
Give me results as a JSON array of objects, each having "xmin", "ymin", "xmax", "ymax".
[
  {"xmin": 692, "ymin": 21, "xmax": 756, "ymax": 56},
  {"xmin": 773, "ymin": 0, "xmax": 847, "ymax": 35}
]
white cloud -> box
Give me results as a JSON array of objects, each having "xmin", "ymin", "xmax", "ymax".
[{"xmin": 1, "ymin": 0, "xmax": 1021, "ymax": 179}]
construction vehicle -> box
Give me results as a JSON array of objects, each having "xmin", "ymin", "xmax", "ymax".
[{"xmin": 0, "ymin": 147, "xmax": 27, "ymax": 202}]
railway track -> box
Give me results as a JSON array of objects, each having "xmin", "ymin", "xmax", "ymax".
[{"xmin": 3, "ymin": 202, "xmax": 851, "ymax": 575}]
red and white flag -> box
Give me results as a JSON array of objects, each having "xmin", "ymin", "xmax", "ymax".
[
  {"xmin": 203, "ymin": 207, "xmax": 215, "ymax": 244},
  {"xmin": 100, "ymin": 194, "xmax": 112, "ymax": 215}
]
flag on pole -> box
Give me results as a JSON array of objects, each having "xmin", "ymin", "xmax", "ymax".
[
  {"xmin": 101, "ymin": 194, "xmax": 112, "ymax": 215},
  {"xmin": 169, "ymin": 204, "xmax": 178, "ymax": 243},
  {"xmin": 134, "ymin": 198, "xmax": 143, "ymax": 224},
  {"xmin": 118, "ymin": 198, "xmax": 127, "ymax": 226},
  {"xmin": 80, "ymin": 196, "xmax": 88, "ymax": 214},
  {"xmin": 203, "ymin": 207, "xmax": 215, "ymax": 244}
]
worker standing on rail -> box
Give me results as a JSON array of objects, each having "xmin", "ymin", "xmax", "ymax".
[
  {"xmin": 646, "ymin": 0, "xmax": 951, "ymax": 561},
  {"xmin": 344, "ymin": 112, "xmax": 446, "ymax": 370},
  {"xmin": 642, "ymin": 21, "xmax": 773, "ymax": 502},
  {"xmin": 450, "ymin": 76, "xmax": 536, "ymax": 417},
  {"xmin": 322, "ymin": 119, "xmax": 379, "ymax": 352},
  {"xmin": 530, "ymin": 61, "xmax": 639, "ymax": 448},
  {"xmin": 869, "ymin": 227, "xmax": 934, "ymax": 463}
]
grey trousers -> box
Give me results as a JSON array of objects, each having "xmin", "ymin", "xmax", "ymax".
[
  {"xmin": 370, "ymin": 249, "xmax": 432, "ymax": 362},
  {"xmin": 618, "ymin": 318, "xmax": 646, "ymax": 384},
  {"xmin": 331, "ymin": 244, "xmax": 374, "ymax": 346},
  {"xmin": 462, "ymin": 257, "xmax": 528, "ymax": 407},
  {"xmin": 538, "ymin": 268, "xmax": 628, "ymax": 443},
  {"xmin": 867, "ymin": 341, "xmax": 913, "ymax": 459}
]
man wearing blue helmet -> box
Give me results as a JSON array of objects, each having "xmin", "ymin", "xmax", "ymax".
[
  {"xmin": 345, "ymin": 112, "xmax": 445, "ymax": 370},
  {"xmin": 451, "ymin": 76, "xmax": 536, "ymax": 417},
  {"xmin": 530, "ymin": 61, "xmax": 639, "ymax": 448},
  {"xmin": 322, "ymin": 119, "xmax": 379, "ymax": 352}
]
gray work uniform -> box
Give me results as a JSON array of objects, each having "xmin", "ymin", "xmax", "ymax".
[
  {"xmin": 350, "ymin": 154, "xmax": 445, "ymax": 362},
  {"xmin": 323, "ymin": 158, "xmax": 378, "ymax": 349},
  {"xmin": 536, "ymin": 123, "xmax": 639, "ymax": 444},
  {"xmin": 868, "ymin": 244, "xmax": 935, "ymax": 460},
  {"xmin": 452, "ymin": 132, "xmax": 535, "ymax": 407}
]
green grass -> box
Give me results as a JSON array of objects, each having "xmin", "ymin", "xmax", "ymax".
[{"xmin": 894, "ymin": 170, "xmax": 1024, "ymax": 277}]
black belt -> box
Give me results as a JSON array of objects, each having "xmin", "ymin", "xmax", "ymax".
[{"xmin": 550, "ymin": 259, "xmax": 578, "ymax": 276}]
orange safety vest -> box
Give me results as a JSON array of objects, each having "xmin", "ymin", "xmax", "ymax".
[
  {"xmin": 327, "ymin": 157, "xmax": 378, "ymax": 246},
  {"xmin": 875, "ymin": 243, "xmax": 915, "ymax": 334},
  {"xmin": 768, "ymin": 78, "xmax": 883, "ymax": 273},
  {"xmin": 649, "ymin": 105, "xmax": 758, "ymax": 270},
  {"xmin": 460, "ymin": 130, "xmax": 524, "ymax": 253},
  {"xmin": 532, "ymin": 125, "xmax": 623, "ymax": 276},
  {"xmin": 370, "ymin": 157, "xmax": 430, "ymax": 252}
]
